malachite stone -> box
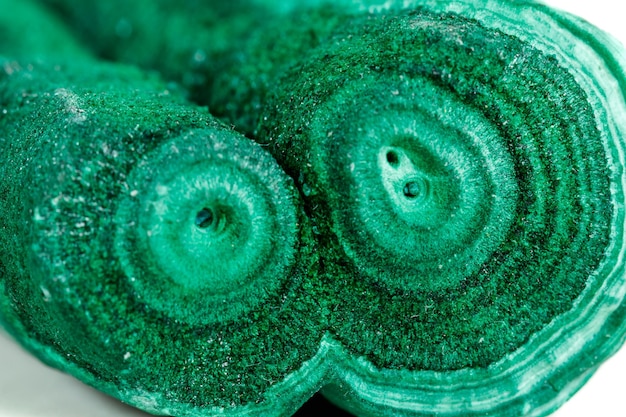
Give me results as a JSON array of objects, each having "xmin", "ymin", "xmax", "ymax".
[
  {"xmin": 3, "ymin": 0, "xmax": 626, "ymax": 416},
  {"xmin": 259, "ymin": 2, "xmax": 626, "ymax": 416},
  {"xmin": 0, "ymin": 1, "xmax": 324, "ymax": 414},
  {"xmin": 0, "ymin": 56, "xmax": 324, "ymax": 414}
]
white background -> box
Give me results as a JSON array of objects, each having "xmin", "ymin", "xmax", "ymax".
[{"xmin": 1, "ymin": 0, "xmax": 625, "ymax": 416}]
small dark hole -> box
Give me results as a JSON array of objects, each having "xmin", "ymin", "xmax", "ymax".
[
  {"xmin": 386, "ymin": 151, "xmax": 399, "ymax": 166},
  {"xmin": 195, "ymin": 208, "xmax": 214, "ymax": 228},
  {"xmin": 403, "ymin": 182, "xmax": 420, "ymax": 198}
]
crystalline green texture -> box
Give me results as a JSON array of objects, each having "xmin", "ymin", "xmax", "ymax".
[
  {"xmin": 0, "ymin": 2, "xmax": 327, "ymax": 413},
  {"xmin": 257, "ymin": 2, "xmax": 626, "ymax": 417},
  {"xmin": 8, "ymin": 1, "xmax": 626, "ymax": 417},
  {"xmin": 261, "ymin": 3, "xmax": 617, "ymax": 368},
  {"xmin": 0, "ymin": 2, "xmax": 328, "ymax": 416},
  {"xmin": 0, "ymin": 56, "xmax": 326, "ymax": 414}
]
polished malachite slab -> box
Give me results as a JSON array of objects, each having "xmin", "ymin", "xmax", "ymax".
[{"xmin": 3, "ymin": 0, "xmax": 626, "ymax": 416}]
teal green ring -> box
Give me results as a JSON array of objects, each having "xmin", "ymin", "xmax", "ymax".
[{"xmin": 114, "ymin": 129, "xmax": 300, "ymax": 325}]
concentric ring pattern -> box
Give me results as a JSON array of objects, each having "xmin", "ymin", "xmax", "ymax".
[
  {"xmin": 261, "ymin": 8, "xmax": 614, "ymax": 370},
  {"xmin": 1, "ymin": 0, "xmax": 626, "ymax": 416},
  {"xmin": 114, "ymin": 129, "xmax": 301, "ymax": 325},
  {"xmin": 0, "ymin": 58, "xmax": 323, "ymax": 414},
  {"xmin": 258, "ymin": 3, "xmax": 626, "ymax": 415}
]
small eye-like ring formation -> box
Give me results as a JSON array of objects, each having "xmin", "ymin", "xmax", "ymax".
[{"xmin": 1, "ymin": 0, "xmax": 626, "ymax": 417}]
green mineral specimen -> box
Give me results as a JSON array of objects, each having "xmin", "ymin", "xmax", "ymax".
[
  {"xmin": 0, "ymin": 59, "xmax": 324, "ymax": 416},
  {"xmin": 0, "ymin": 61, "xmax": 326, "ymax": 413},
  {"xmin": 259, "ymin": 3, "xmax": 626, "ymax": 416},
  {"xmin": 6, "ymin": 0, "xmax": 626, "ymax": 416},
  {"xmin": 0, "ymin": 1, "xmax": 324, "ymax": 415}
]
